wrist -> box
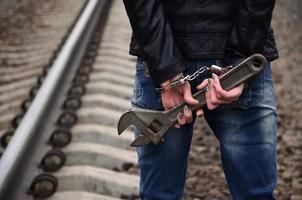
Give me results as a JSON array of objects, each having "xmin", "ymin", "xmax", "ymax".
[{"xmin": 160, "ymin": 73, "xmax": 183, "ymax": 87}]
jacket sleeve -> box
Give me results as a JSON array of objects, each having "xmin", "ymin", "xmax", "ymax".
[
  {"xmin": 123, "ymin": 0, "xmax": 186, "ymax": 85},
  {"xmin": 226, "ymin": 0, "xmax": 276, "ymax": 58}
]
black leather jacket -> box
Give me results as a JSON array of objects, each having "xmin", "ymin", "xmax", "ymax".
[{"xmin": 123, "ymin": 0, "xmax": 278, "ymax": 85}]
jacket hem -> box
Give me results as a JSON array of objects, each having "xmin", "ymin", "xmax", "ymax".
[{"xmin": 130, "ymin": 49, "xmax": 279, "ymax": 63}]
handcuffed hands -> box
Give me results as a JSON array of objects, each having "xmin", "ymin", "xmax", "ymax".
[
  {"xmin": 160, "ymin": 72, "xmax": 244, "ymax": 128},
  {"xmin": 160, "ymin": 73, "xmax": 201, "ymax": 128},
  {"xmin": 198, "ymin": 73, "xmax": 244, "ymax": 110}
]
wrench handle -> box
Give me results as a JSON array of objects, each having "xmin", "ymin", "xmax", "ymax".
[{"xmin": 167, "ymin": 54, "xmax": 267, "ymax": 120}]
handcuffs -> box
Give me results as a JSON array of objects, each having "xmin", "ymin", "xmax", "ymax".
[{"xmin": 155, "ymin": 65, "xmax": 232, "ymax": 93}]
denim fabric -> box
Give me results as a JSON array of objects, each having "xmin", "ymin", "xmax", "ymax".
[{"xmin": 131, "ymin": 58, "xmax": 277, "ymax": 200}]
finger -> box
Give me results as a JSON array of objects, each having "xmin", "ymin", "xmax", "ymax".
[
  {"xmin": 227, "ymin": 83, "xmax": 244, "ymax": 96},
  {"xmin": 216, "ymin": 84, "xmax": 244, "ymax": 100},
  {"xmin": 183, "ymin": 83, "xmax": 199, "ymax": 105},
  {"xmin": 177, "ymin": 112, "xmax": 186, "ymax": 125},
  {"xmin": 205, "ymin": 88, "xmax": 216, "ymax": 110},
  {"xmin": 212, "ymin": 74, "xmax": 244, "ymax": 100},
  {"xmin": 212, "ymin": 73, "xmax": 235, "ymax": 101},
  {"xmin": 196, "ymin": 79, "xmax": 209, "ymax": 90},
  {"xmin": 212, "ymin": 73, "xmax": 224, "ymax": 100},
  {"xmin": 208, "ymin": 78, "xmax": 220, "ymax": 108},
  {"xmin": 206, "ymin": 79, "xmax": 218, "ymax": 110},
  {"xmin": 183, "ymin": 105, "xmax": 193, "ymax": 123},
  {"xmin": 174, "ymin": 123, "xmax": 181, "ymax": 128},
  {"xmin": 196, "ymin": 109, "xmax": 204, "ymax": 117}
]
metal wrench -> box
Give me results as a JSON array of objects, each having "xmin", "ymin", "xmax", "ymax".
[{"xmin": 118, "ymin": 54, "xmax": 267, "ymax": 147}]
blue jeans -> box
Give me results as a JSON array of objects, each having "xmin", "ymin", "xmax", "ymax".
[{"xmin": 131, "ymin": 58, "xmax": 277, "ymax": 200}]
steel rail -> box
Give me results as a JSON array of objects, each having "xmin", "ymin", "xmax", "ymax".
[{"xmin": 0, "ymin": 0, "xmax": 111, "ymax": 199}]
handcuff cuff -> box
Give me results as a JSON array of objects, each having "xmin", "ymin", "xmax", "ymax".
[{"xmin": 155, "ymin": 65, "xmax": 233, "ymax": 93}]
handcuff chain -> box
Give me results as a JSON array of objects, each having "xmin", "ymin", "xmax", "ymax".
[
  {"xmin": 183, "ymin": 66, "xmax": 209, "ymax": 82},
  {"xmin": 155, "ymin": 66, "xmax": 209, "ymax": 93}
]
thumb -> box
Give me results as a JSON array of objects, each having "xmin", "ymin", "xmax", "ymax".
[
  {"xmin": 196, "ymin": 79, "xmax": 209, "ymax": 90},
  {"xmin": 183, "ymin": 82, "xmax": 199, "ymax": 105}
]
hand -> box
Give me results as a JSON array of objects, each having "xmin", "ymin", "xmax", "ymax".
[
  {"xmin": 160, "ymin": 74, "xmax": 203, "ymax": 128},
  {"xmin": 197, "ymin": 73, "xmax": 244, "ymax": 110}
]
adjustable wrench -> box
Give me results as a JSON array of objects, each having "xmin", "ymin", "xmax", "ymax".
[{"xmin": 118, "ymin": 54, "xmax": 267, "ymax": 147}]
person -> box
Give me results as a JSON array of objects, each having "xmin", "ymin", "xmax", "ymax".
[{"xmin": 122, "ymin": 0, "xmax": 278, "ymax": 199}]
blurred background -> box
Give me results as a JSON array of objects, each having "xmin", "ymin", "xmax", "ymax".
[{"xmin": 0, "ymin": 0, "xmax": 301, "ymax": 199}]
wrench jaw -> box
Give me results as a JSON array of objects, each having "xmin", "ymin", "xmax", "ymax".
[
  {"xmin": 117, "ymin": 108, "xmax": 171, "ymax": 146},
  {"xmin": 117, "ymin": 109, "xmax": 138, "ymax": 135},
  {"xmin": 132, "ymin": 109, "xmax": 171, "ymax": 145},
  {"xmin": 130, "ymin": 135, "xmax": 151, "ymax": 147},
  {"xmin": 130, "ymin": 125, "xmax": 170, "ymax": 147}
]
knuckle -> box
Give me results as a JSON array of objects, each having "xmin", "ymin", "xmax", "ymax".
[
  {"xmin": 216, "ymin": 92, "xmax": 222, "ymax": 99},
  {"xmin": 183, "ymin": 95, "xmax": 190, "ymax": 102},
  {"xmin": 207, "ymin": 102, "xmax": 214, "ymax": 110},
  {"xmin": 184, "ymin": 114, "xmax": 190, "ymax": 120},
  {"xmin": 185, "ymin": 115, "xmax": 192, "ymax": 121},
  {"xmin": 208, "ymin": 105, "xmax": 215, "ymax": 110},
  {"xmin": 210, "ymin": 97, "xmax": 218, "ymax": 105},
  {"xmin": 211, "ymin": 99, "xmax": 217, "ymax": 105},
  {"xmin": 196, "ymin": 111, "xmax": 203, "ymax": 117}
]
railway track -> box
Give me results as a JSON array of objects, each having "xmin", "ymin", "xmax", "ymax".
[
  {"xmin": 0, "ymin": 0, "xmax": 140, "ymax": 199},
  {"xmin": 0, "ymin": 0, "xmax": 87, "ymax": 150},
  {"xmin": 2, "ymin": 0, "xmax": 300, "ymax": 199}
]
